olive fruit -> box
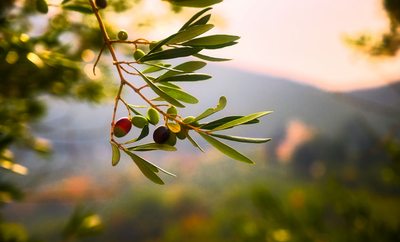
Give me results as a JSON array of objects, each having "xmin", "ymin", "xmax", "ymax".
[
  {"xmin": 176, "ymin": 126, "xmax": 188, "ymax": 140},
  {"xmin": 165, "ymin": 131, "xmax": 177, "ymax": 146},
  {"xmin": 133, "ymin": 49, "xmax": 145, "ymax": 61},
  {"xmin": 113, "ymin": 117, "xmax": 132, "ymax": 138},
  {"xmin": 36, "ymin": 0, "xmax": 48, "ymax": 14},
  {"xmin": 117, "ymin": 29, "xmax": 128, "ymax": 41},
  {"xmin": 95, "ymin": 0, "xmax": 107, "ymax": 9},
  {"xmin": 147, "ymin": 108, "xmax": 159, "ymax": 125},
  {"xmin": 153, "ymin": 125, "xmax": 171, "ymax": 144},
  {"xmin": 149, "ymin": 41, "xmax": 163, "ymax": 52},
  {"xmin": 166, "ymin": 106, "xmax": 178, "ymax": 120},
  {"xmin": 182, "ymin": 116, "xmax": 200, "ymax": 129},
  {"xmin": 131, "ymin": 115, "xmax": 148, "ymax": 128}
]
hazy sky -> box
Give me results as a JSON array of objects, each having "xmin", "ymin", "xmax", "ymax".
[{"xmin": 208, "ymin": 0, "xmax": 400, "ymax": 91}]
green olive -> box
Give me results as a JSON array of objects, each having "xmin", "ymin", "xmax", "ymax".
[
  {"xmin": 117, "ymin": 29, "xmax": 128, "ymax": 41},
  {"xmin": 165, "ymin": 131, "xmax": 177, "ymax": 146},
  {"xmin": 176, "ymin": 126, "xmax": 187, "ymax": 140},
  {"xmin": 182, "ymin": 116, "xmax": 200, "ymax": 129},
  {"xmin": 149, "ymin": 41, "xmax": 163, "ymax": 52},
  {"xmin": 36, "ymin": 0, "xmax": 48, "ymax": 14},
  {"xmin": 130, "ymin": 115, "xmax": 148, "ymax": 128},
  {"xmin": 147, "ymin": 107, "xmax": 159, "ymax": 125},
  {"xmin": 133, "ymin": 49, "xmax": 145, "ymax": 61},
  {"xmin": 166, "ymin": 106, "xmax": 178, "ymax": 120}
]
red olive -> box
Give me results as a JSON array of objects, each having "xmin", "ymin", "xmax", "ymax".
[{"xmin": 113, "ymin": 117, "xmax": 132, "ymax": 138}]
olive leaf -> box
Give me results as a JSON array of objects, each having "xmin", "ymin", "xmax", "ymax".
[
  {"xmin": 110, "ymin": 141, "xmax": 120, "ymax": 166},
  {"xmin": 167, "ymin": 24, "xmax": 215, "ymax": 45},
  {"xmin": 157, "ymin": 61, "xmax": 207, "ymax": 80},
  {"xmin": 36, "ymin": 0, "xmax": 48, "ymax": 14},
  {"xmin": 200, "ymin": 116, "xmax": 260, "ymax": 130},
  {"xmin": 140, "ymin": 47, "xmax": 204, "ymax": 62},
  {"xmin": 192, "ymin": 96, "xmax": 227, "ymax": 122},
  {"xmin": 128, "ymin": 105, "xmax": 146, "ymax": 116},
  {"xmin": 209, "ymin": 134, "xmax": 272, "ymax": 144},
  {"xmin": 211, "ymin": 111, "xmax": 273, "ymax": 131},
  {"xmin": 157, "ymin": 73, "xmax": 212, "ymax": 82},
  {"xmin": 198, "ymin": 132, "xmax": 255, "ymax": 164},
  {"xmin": 167, "ymin": 123, "xmax": 181, "ymax": 133},
  {"xmin": 179, "ymin": 7, "xmax": 213, "ymax": 31},
  {"xmin": 193, "ymin": 53, "xmax": 232, "ymax": 62},
  {"xmin": 184, "ymin": 132, "xmax": 205, "ymax": 152},
  {"xmin": 166, "ymin": 0, "xmax": 223, "ymax": 8},
  {"xmin": 181, "ymin": 35, "xmax": 240, "ymax": 47},
  {"xmin": 142, "ymin": 63, "xmax": 165, "ymax": 74},
  {"xmin": 189, "ymin": 14, "xmax": 211, "ymax": 28},
  {"xmin": 158, "ymin": 86, "xmax": 199, "ymax": 104},
  {"xmin": 127, "ymin": 143, "xmax": 177, "ymax": 151},
  {"xmin": 61, "ymin": 5, "xmax": 93, "ymax": 14},
  {"xmin": 131, "ymin": 66, "xmax": 185, "ymax": 108},
  {"xmin": 123, "ymin": 150, "xmax": 165, "ymax": 185},
  {"xmin": 158, "ymin": 82, "xmax": 183, "ymax": 90},
  {"xmin": 120, "ymin": 125, "xmax": 149, "ymax": 145}
]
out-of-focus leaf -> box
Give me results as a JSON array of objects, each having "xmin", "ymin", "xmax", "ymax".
[
  {"xmin": 140, "ymin": 47, "xmax": 203, "ymax": 62},
  {"xmin": 210, "ymin": 134, "xmax": 272, "ymax": 143},
  {"xmin": 0, "ymin": 223, "xmax": 28, "ymax": 242},
  {"xmin": 167, "ymin": 24, "xmax": 214, "ymax": 44},
  {"xmin": 158, "ymin": 82, "xmax": 183, "ymax": 89},
  {"xmin": 192, "ymin": 96, "xmax": 227, "ymax": 122},
  {"xmin": 127, "ymin": 143, "xmax": 177, "ymax": 151},
  {"xmin": 193, "ymin": 53, "xmax": 232, "ymax": 62},
  {"xmin": 189, "ymin": 14, "xmax": 211, "ymax": 27},
  {"xmin": 121, "ymin": 125, "xmax": 149, "ymax": 145},
  {"xmin": 185, "ymin": 132, "xmax": 205, "ymax": 152},
  {"xmin": 36, "ymin": 0, "xmax": 48, "ymax": 14},
  {"xmin": 123, "ymin": 150, "xmax": 165, "ymax": 185},
  {"xmin": 158, "ymin": 86, "xmax": 199, "ymax": 104},
  {"xmin": 200, "ymin": 116, "xmax": 260, "ymax": 130},
  {"xmin": 110, "ymin": 141, "xmax": 120, "ymax": 166},
  {"xmin": 61, "ymin": 0, "xmax": 72, "ymax": 4},
  {"xmin": 198, "ymin": 132, "xmax": 254, "ymax": 164},
  {"xmin": 131, "ymin": 66, "xmax": 185, "ymax": 108},
  {"xmin": 62, "ymin": 5, "xmax": 94, "ymax": 14},
  {"xmin": 178, "ymin": 7, "xmax": 213, "ymax": 31},
  {"xmin": 211, "ymin": 111, "xmax": 273, "ymax": 131},
  {"xmin": 167, "ymin": 123, "xmax": 181, "ymax": 133},
  {"xmin": 142, "ymin": 63, "xmax": 165, "ymax": 74},
  {"xmin": 166, "ymin": 0, "xmax": 222, "ymax": 8},
  {"xmin": 158, "ymin": 61, "xmax": 207, "ymax": 80},
  {"xmin": 158, "ymin": 73, "xmax": 212, "ymax": 82},
  {"xmin": 182, "ymin": 35, "xmax": 240, "ymax": 46}
]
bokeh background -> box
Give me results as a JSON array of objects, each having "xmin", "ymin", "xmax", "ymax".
[{"xmin": 1, "ymin": 0, "xmax": 400, "ymax": 241}]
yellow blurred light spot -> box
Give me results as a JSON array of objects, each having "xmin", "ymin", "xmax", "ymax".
[
  {"xmin": 5, "ymin": 51, "xmax": 19, "ymax": 64},
  {"xmin": 0, "ymin": 192, "xmax": 12, "ymax": 203},
  {"xmin": 27, "ymin": 52, "xmax": 44, "ymax": 68},
  {"xmin": 20, "ymin": 33, "xmax": 30, "ymax": 42},
  {"xmin": 0, "ymin": 160, "xmax": 13, "ymax": 170},
  {"xmin": 84, "ymin": 64, "xmax": 101, "ymax": 79},
  {"xmin": 83, "ymin": 215, "xmax": 102, "ymax": 228},
  {"xmin": 82, "ymin": 49, "xmax": 95, "ymax": 62},
  {"xmin": 1, "ymin": 149, "xmax": 14, "ymax": 161},
  {"xmin": 34, "ymin": 138, "xmax": 52, "ymax": 153},
  {"xmin": 12, "ymin": 164, "xmax": 28, "ymax": 175},
  {"xmin": 272, "ymin": 229, "xmax": 290, "ymax": 242}
]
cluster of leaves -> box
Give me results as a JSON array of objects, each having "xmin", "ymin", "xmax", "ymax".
[{"xmin": 106, "ymin": 7, "xmax": 272, "ymax": 185}]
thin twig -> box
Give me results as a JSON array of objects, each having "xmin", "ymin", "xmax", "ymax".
[{"xmin": 93, "ymin": 43, "xmax": 106, "ymax": 76}]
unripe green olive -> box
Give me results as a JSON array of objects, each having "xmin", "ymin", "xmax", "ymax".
[
  {"xmin": 36, "ymin": 0, "xmax": 48, "ymax": 14},
  {"xmin": 182, "ymin": 116, "xmax": 200, "ymax": 130},
  {"xmin": 117, "ymin": 29, "xmax": 128, "ymax": 41},
  {"xmin": 130, "ymin": 115, "xmax": 148, "ymax": 128},
  {"xmin": 176, "ymin": 125, "xmax": 188, "ymax": 140},
  {"xmin": 113, "ymin": 117, "xmax": 132, "ymax": 138},
  {"xmin": 95, "ymin": 0, "xmax": 107, "ymax": 9},
  {"xmin": 165, "ymin": 131, "xmax": 177, "ymax": 146},
  {"xmin": 147, "ymin": 108, "xmax": 159, "ymax": 125},
  {"xmin": 133, "ymin": 49, "xmax": 145, "ymax": 61},
  {"xmin": 149, "ymin": 41, "xmax": 163, "ymax": 52},
  {"xmin": 153, "ymin": 125, "xmax": 170, "ymax": 144},
  {"xmin": 166, "ymin": 106, "xmax": 178, "ymax": 120}
]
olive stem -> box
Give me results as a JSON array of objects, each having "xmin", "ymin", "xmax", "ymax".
[{"xmin": 93, "ymin": 43, "xmax": 106, "ymax": 76}]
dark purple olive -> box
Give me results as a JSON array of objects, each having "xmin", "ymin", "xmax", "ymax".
[
  {"xmin": 95, "ymin": 0, "xmax": 107, "ymax": 9},
  {"xmin": 153, "ymin": 125, "xmax": 170, "ymax": 144}
]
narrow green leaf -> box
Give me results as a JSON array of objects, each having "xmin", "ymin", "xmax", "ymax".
[
  {"xmin": 131, "ymin": 66, "xmax": 185, "ymax": 108},
  {"xmin": 123, "ymin": 150, "xmax": 165, "ymax": 185},
  {"xmin": 203, "ymin": 41, "xmax": 238, "ymax": 50},
  {"xmin": 128, "ymin": 105, "xmax": 145, "ymax": 116},
  {"xmin": 120, "ymin": 125, "xmax": 149, "ymax": 145},
  {"xmin": 182, "ymin": 35, "xmax": 240, "ymax": 46},
  {"xmin": 198, "ymin": 132, "xmax": 254, "ymax": 164},
  {"xmin": 142, "ymin": 63, "xmax": 164, "ymax": 74},
  {"xmin": 124, "ymin": 150, "xmax": 177, "ymax": 177},
  {"xmin": 178, "ymin": 7, "xmax": 213, "ymax": 31},
  {"xmin": 211, "ymin": 111, "xmax": 273, "ymax": 131},
  {"xmin": 143, "ymin": 63, "xmax": 186, "ymax": 74},
  {"xmin": 185, "ymin": 132, "xmax": 205, "ymax": 152},
  {"xmin": 61, "ymin": 5, "xmax": 93, "ymax": 14},
  {"xmin": 192, "ymin": 96, "xmax": 227, "ymax": 122},
  {"xmin": 146, "ymin": 33, "xmax": 179, "ymax": 56},
  {"xmin": 158, "ymin": 61, "xmax": 207, "ymax": 80},
  {"xmin": 210, "ymin": 134, "xmax": 272, "ymax": 144},
  {"xmin": 167, "ymin": 24, "xmax": 214, "ymax": 44},
  {"xmin": 158, "ymin": 82, "xmax": 183, "ymax": 90},
  {"xmin": 110, "ymin": 141, "xmax": 120, "ymax": 166},
  {"xmin": 127, "ymin": 143, "xmax": 177, "ymax": 151},
  {"xmin": 167, "ymin": 0, "xmax": 222, "ymax": 8},
  {"xmin": 189, "ymin": 14, "xmax": 211, "ymax": 27},
  {"xmin": 158, "ymin": 86, "xmax": 199, "ymax": 104},
  {"xmin": 200, "ymin": 116, "xmax": 260, "ymax": 130},
  {"xmin": 61, "ymin": 0, "xmax": 71, "ymax": 4},
  {"xmin": 158, "ymin": 73, "xmax": 212, "ymax": 82},
  {"xmin": 193, "ymin": 53, "xmax": 232, "ymax": 62},
  {"xmin": 140, "ymin": 47, "xmax": 203, "ymax": 62}
]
